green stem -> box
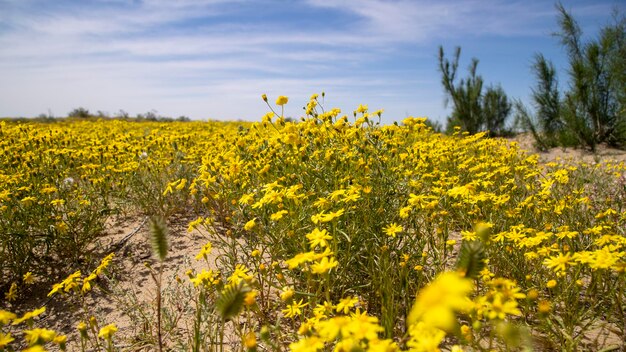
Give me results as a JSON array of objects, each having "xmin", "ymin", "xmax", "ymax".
[
  {"xmin": 156, "ymin": 265, "xmax": 164, "ymax": 352},
  {"xmin": 220, "ymin": 318, "xmax": 225, "ymax": 352}
]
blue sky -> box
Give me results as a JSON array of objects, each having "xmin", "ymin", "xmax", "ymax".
[{"xmin": 0, "ymin": 0, "xmax": 622, "ymax": 125}]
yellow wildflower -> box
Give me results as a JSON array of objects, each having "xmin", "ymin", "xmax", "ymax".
[
  {"xmin": 336, "ymin": 296, "xmax": 359, "ymax": 314},
  {"xmin": 282, "ymin": 299, "xmax": 308, "ymax": 318},
  {"xmin": 0, "ymin": 332, "xmax": 14, "ymax": 348},
  {"xmin": 383, "ymin": 223, "xmax": 403, "ymax": 238},
  {"xmin": 543, "ymin": 252, "xmax": 574, "ymax": 273},
  {"xmin": 23, "ymin": 328, "xmax": 57, "ymax": 346},
  {"xmin": 23, "ymin": 272, "xmax": 35, "ymax": 285},
  {"xmin": 280, "ymin": 286, "xmax": 295, "ymax": 302},
  {"xmin": 98, "ymin": 324, "xmax": 118, "ymax": 339},
  {"xmin": 195, "ymin": 241, "xmax": 213, "ymax": 261},
  {"xmin": 244, "ymin": 331, "xmax": 257, "ymax": 349},
  {"xmin": 270, "ymin": 210, "xmax": 289, "ymax": 221},
  {"xmin": 408, "ymin": 272, "xmax": 473, "ymax": 331},
  {"xmin": 306, "ymin": 228, "xmax": 332, "ymax": 248},
  {"xmin": 275, "ymin": 96, "xmax": 289, "ymax": 106},
  {"xmin": 12, "ymin": 307, "xmax": 45, "ymax": 325},
  {"xmin": 244, "ymin": 218, "xmax": 256, "ymax": 231},
  {"xmin": 4, "ymin": 282, "xmax": 17, "ymax": 301},
  {"xmin": 311, "ymin": 256, "xmax": 339, "ymax": 274},
  {"xmin": 0, "ymin": 310, "xmax": 17, "ymax": 325},
  {"xmin": 244, "ymin": 290, "xmax": 258, "ymax": 307},
  {"xmin": 190, "ymin": 269, "xmax": 220, "ymax": 287}
]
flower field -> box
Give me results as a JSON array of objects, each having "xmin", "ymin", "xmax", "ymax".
[{"xmin": 1, "ymin": 95, "xmax": 625, "ymax": 351}]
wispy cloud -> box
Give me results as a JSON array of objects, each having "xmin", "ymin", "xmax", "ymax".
[
  {"xmin": 305, "ymin": 0, "xmax": 558, "ymax": 41},
  {"xmin": 0, "ymin": 0, "xmax": 621, "ymax": 122}
]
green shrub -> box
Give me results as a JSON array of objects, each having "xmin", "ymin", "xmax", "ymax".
[
  {"xmin": 520, "ymin": 3, "xmax": 626, "ymax": 151},
  {"xmin": 438, "ymin": 46, "xmax": 513, "ymax": 136}
]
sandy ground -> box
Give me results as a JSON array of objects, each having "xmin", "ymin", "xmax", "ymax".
[
  {"xmin": 4, "ymin": 214, "xmax": 221, "ymax": 351},
  {"xmin": 506, "ymin": 133, "xmax": 626, "ymax": 164},
  {"xmin": 4, "ymin": 134, "xmax": 626, "ymax": 351}
]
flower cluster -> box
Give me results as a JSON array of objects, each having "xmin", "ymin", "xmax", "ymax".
[{"xmin": 1, "ymin": 93, "xmax": 625, "ymax": 351}]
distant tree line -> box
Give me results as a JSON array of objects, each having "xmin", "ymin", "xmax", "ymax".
[
  {"xmin": 438, "ymin": 2, "xmax": 625, "ymax": 151},
  {"xmin": 64, "ymin": 107, "xmax": 191, "ymax": 122}
]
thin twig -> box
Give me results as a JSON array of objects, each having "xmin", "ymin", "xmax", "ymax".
[{"xmin": 108, "ymin": 216, "xmax": 149, "ymax": 253}]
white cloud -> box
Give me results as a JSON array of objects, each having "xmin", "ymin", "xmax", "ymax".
[
  {"xmin": 305, "ymin": 0, "xmax": 562, "ymax": 41},
  {"xmin": 0, "ymin": 0, "xmax": 619, "ymax": 123}
]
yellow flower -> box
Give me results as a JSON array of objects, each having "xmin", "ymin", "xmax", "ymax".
[
  {"xmin": 289, "ymin": 336, "xmax": 324, "ymax": 352},
  {"xmin": 98, "ymin": 324, "xmax": 118, "ymax": 339},
  {"xmin": 311, "ymin": 209, "xmax": 345, "ymax": 224},
  {"xmin": 190, "ymin": 269, "xmax": 220, "ymax": 288},
  {"xmin": 285, "ymin": 251, "xmax": 316, "ymax": 269},
  {"xmin": 484, "ymin": 295, "xmax": 521, "ymax": 320},
  {"xmin": 306, "ymin": 228, "xmax": 332, "ymax": 248},
  {"xmin": 94, "ymin": 254, "xmax": 114, "ymax": 275},
  {"xmin": 383, "ymin": 223, "xmax": 403, "ymax": 238},
  {"xmin": 4, "ymin": 282, "xmax": 17, "ymax": 301},
  {"xmin": 546, "ymin": 279, "xmax": 557, "ymax": 288},
  {"xmin": 460, "ymin": 324, "xmax": 472, "ymax": 341},
  {"xmin": 244, "ymin": 218, "xmax": 257, "ymax": 231},
  {"xmin": 12, "ymin": 307, "xmax": 45, "ymax": 325},
  {"xmin": 82, "ymin": 273, "xmax": 97, "ymax": 293},
  {"xmin": 53, "ymin": 334, "xmax": 67, "ymax": 345},
  {"xmin": 280, "ymin": 286, "xmax": 295, "ymax": 302},
  {"xmin": 50, "ymin": 198, "xmax": 65, "ymax": 206},
  {"xmin": 313, "ymin": 301, "xmax": 335, "ymax": 318},
  {"xmin": 0, "ymin": 310, "xmax": 17, "ymax": 325},
  {"xmin": 282, "ymin": 299, "xmax": 308, "ymax": 318},
  {"xmin": 195, "ymin": 241, "xmax": 213, "ymax": 261},
  {"xmin": 311, "ymin": 256, "xmax": 339, "ymax": 274},
  {"xmin": 48, "ymin": 270, "xmax": 82, "ymax": 296},
  {"xmin": 588, "ymin": 246, "xmax": 622, "ymax": 270},
  {"xmin": 275, "ymin": 96, "xmax": 289, "ymax": 106},
  {"xmin": 538, "ymin": 300, "xmax": 551, "ymax": 314},
  {"xmin": 399, "ymin": 206, "xmax": 411, "ymax": 218},
  {"xmin": 244, "ymin": 331, "xmax": 257, "ymax": 349},
  {"xmin": 543, "ymin": 253, "xmax": 574, "ymax": 273},
  {"xmin": 336, "ymin": 296, "xmax": 359, "ymax": 314},
  {"xmin": 228, "ymin": 264, "xmax": 252, "ymax": 285},
  {"xmin": 77, "ymin": 321, "xmax": 88, "ymax": 332},
  {"xmin": 23, "ymin": 272, "xmax": 35, "ymax": 285},
  {"xmin": 188, "ymin": 217, "xmax": 204, "ymax": 232},
  {"xmin": 262, "ymin": 112, "xmax": 274, "ymax": 124},
  {"xmin": 239, "ymin": 193, "xmax": 254, "ymax": 205},
  {"xmin": 0, "ymin": 332, "xmax": 14, "ymax": 348},
  {"xmin": 408, "ymin": 272, "xmax": 473, "ymax": 331},
  {"xmin": 270, "ymin": 210, "xmax": 288, "ymax": 221},
  {"xmin": 175, "ymin": 178, "xmax": 187, "ymax": 190},
  {"xmin": 23, "ymin": 328, "xmax": 57, "ymax": 346},
  {"xmin": 244, "ymin": 290, "xmax": 258, "ymax": 307},
  {"xmin": 406, "ymin": 321, "xmax": 446, "ymax": 352},
  {"xmin": 20, "ymin": 196, "xmax": 37, "ymax": 204}
]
